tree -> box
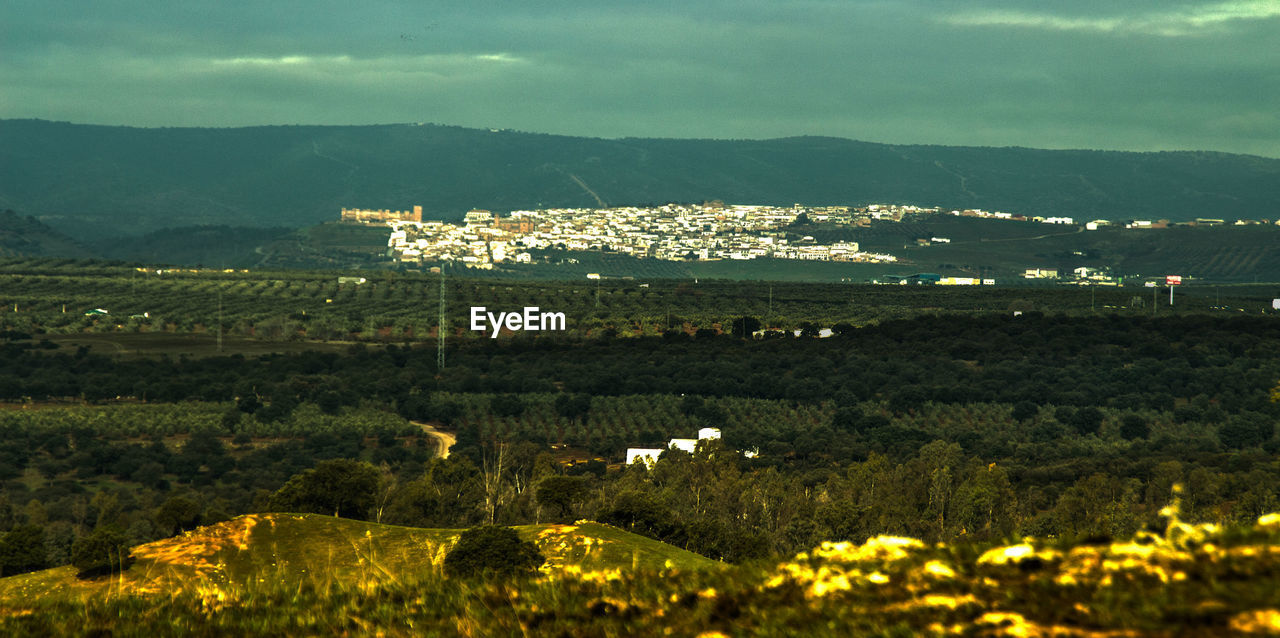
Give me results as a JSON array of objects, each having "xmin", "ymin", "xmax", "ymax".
[
  {"xmin": 831, "ymin": 406, "xmax": 863, "ymax": 432},
  {"xmin": 535, "ymin": 476, "xmax": 589, "ymax": 522},
  {"xmin": 597, "ymin": 490, "xmax": 680, "ymax": 541},
  {"xmin": 481, "ymin": 442, "xmax": 510, "ymax": 525},
  {"xmin": 154, "ymin": 495, "xmax": 202, "ymax": 536},
  {"xmin": 70, "ymin": 526, "xmax": 131, "ymax": 577},
  {"xmin": 949, "ymin": 465, "xmax": 1017, "ymax": 540},
  {"xmin": 1069, "ymin": 407, "xmax": 1104, "ymax": 435},
  {"xmin": 679, "ymin": 395, "xmax": 703, "ymax": 416},
  {"xmin": 730, "ymin": 316, "xmax": 761, "ymax": 339},
  {"xmin": 490, "ymin": 394, "xmax": 525, "ymax": 418},
  {"xmin": 693, "ymin": 402, "xmax": 728, "ymax": 428},
  {"xmin": 268, "ymin": 459, "xmax": 381, "ymax": 519},
  {"xmin": 888, "ymin": 385, "xmax": 927, "ymax": 415},
  {"xmin": 1219, "ymin": 412, "xmax": 1275, "ymax": 449},
  {"xmin": 443, "ymin": 526, "xmax": 544, "ymax": 579},
  {"xmin": 554, "ymin": 393, "xmax": 592, "ymax": 421},
  {"xmin": 0, "ymin": 525, "xmax": 47, "ymax": 577},
  {"xmin": 1119, "ymin": 414, "xmax": 1149, "ymax": 440},
  {"xmin": 1011, "ymin": 401, "xmax": 1038, "ymax": 423}
]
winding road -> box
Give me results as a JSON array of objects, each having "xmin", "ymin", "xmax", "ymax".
[{"xmin": 412, "ymin": 421, "xmax": 456, "ymax": 459}]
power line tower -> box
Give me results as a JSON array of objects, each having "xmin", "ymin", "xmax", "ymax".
[{"xmin": 436, "ymin": 264, "xmax": 447, "ymax": 370}]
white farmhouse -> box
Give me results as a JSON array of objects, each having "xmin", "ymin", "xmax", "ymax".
[
  {"xmin": 668, "ymin": 438, "xmax": 698, "ymax": 454},
  {"xmin": 625, "ymin": 448, "xmax": 664, "ymax": 468}
]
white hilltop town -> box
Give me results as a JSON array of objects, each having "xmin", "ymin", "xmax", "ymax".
[
  {"xmin": 342, "ymin": 202, "xmax": 900, "ymax": 267},
  {"xmin": 339, "ymin": 201, "xmax": 1280, "ymax": 286}
]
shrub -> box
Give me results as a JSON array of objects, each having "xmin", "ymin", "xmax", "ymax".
[
  {"xmin": 443, "ymin": 526, "xmax": 544, "ymax": 579},
  {"xmin": 267, "ymin": 459, "xmax": 381, "ymax": 519},
  {"xmin": 0, "ymin": 525, "xmax": 48, "ymax": 576},
  {"xmin": 70, "ymin": 526, "xmax": 131, "ymax": 577}
]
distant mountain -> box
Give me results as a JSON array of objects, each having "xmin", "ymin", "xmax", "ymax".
[
  {"xmin": 2, "ymin": 119, "xmax": 1279, "ymax": 238},
  {"xmin": 0, "ymin": 209, "xmax": 83, "ymax": 257}
]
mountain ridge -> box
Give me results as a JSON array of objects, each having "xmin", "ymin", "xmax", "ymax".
[{"xmin": 3, "ymin": 118, "xmax": 1279, "ymax": 239}]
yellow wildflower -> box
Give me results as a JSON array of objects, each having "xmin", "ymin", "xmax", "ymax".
[
  {"xmin": 808, "ymin": 573, "xmax": 852, "ymax": 598},
  {"xmin": 811, "ymin": 536, "xmax": 923, "ymax": 562},
  {"xmin": 921, "ymin": 559, "xmax": 956, "ymax": 579},
  {"xmin": 976, "ymin": 611, "xmax": 1036, "ymax": 638},
  {"xmin": 1257, "ymin": 512, "xmax": 1280, "ymax": 531},
  {"xmin": 1229, "ymin": 609, "xmax": 1280, "ymax": 634},
  {"xmin": 977, "ymin": 543, "xmax": 1060, "ymax": 567}
]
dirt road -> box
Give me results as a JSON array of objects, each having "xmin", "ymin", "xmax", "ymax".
[{"xmin": 412, "ymin": 421, "xmax": 456, "ymax": 459}]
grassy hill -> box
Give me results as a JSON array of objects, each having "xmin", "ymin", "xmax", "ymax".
[
  {"xmin": 3, "ymin": 511, "xmax": 1280, "ymax": 635},
  {"xmin": 4, "ymin": 119, "xmax": 1279, "ymax": 238},
  {"xmin": 0, "ymin": 513, "xmax": 716, "ymax": 602}
]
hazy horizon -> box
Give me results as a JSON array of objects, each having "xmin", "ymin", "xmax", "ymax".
[
  {"xmin": 2, "ymin": 1, "xmax": 1277, "ymax": 157},
  {"xmin": 9, "ymin": 118, "xmax": 1280, "ymax": 160}
]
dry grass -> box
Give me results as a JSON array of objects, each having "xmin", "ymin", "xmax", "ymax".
[{"xmin": 3, "ymin": 506, "xmax": 1280, "ymax": 636}]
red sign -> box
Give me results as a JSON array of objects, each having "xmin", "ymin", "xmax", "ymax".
[{"xmin": 1166, "ymin": 275, "xmax": 1182, "ymax": 285}]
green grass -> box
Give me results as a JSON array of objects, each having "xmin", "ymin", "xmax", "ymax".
[
  {"xmin": 0, "ymin": 513, "xmax": 718, "ymax": 604},
  {"xmin": 4, "ymin": 512, "xmax": 1280, "ymax": 635}
]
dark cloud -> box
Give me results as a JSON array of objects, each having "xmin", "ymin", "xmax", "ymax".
[{"xmin": 1, "ymin": 1, "xmax": 1276, "ymax": 156}]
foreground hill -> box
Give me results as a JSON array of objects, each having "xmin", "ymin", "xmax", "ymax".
[
  {"xmin": 3, "ymin": 119, "xmax": 1279, "ymax": 237},
  {"xmin": 0, "ymin": 513, "xmax": 715, "ymax": 601},
  {"xmin": 2, "ymin": 511, "xmax": 1280, "ymax": 635}
]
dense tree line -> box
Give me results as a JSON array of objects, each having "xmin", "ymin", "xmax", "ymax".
[
  {"xmin": 3, "ymin": 314, "xmax": 1278, "ymax": 419},
  {"xmin": 2, "ymin": 312, "xmax": 1279, "ymax": 575},
  {"xmin": 0, "ymin": 403, "xmax": 432, "ymax": 577}
]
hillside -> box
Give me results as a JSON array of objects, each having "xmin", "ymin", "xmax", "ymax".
[
  {"xmin": 89, "ymin": 225, "xmax": 295, "ymax": 269},
  {"xmin": 0, "ymin": 514, "xmax": 716, "ymax": 601},
  {"xmin": 3, "ymin": 119, "xmax": 1279, "ymax": 238},
  {"xmin": 3, "ymin": 511, "xmax": 1280, "ymax": 635},
  {"xmin": 809, "ymin": 216, "xmax": 1280, "ymax": 282},
  {"xmin": 0, "ymin": 210, "xmax": 83, "ymax": 258}
]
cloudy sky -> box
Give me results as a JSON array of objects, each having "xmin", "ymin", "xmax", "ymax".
[{"xmin": 2, "ymin": 1, "xmax": 1277, "ymax": 156}]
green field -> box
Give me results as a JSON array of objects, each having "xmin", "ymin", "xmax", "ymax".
[
  {"xmin": 891, "ymin": 222, "xmax": 1280, "ymax": 283},
  {"xmin": 3, "ymin": 259, "xmax": 1277, "ymax": 349},
  {"xmin": 35, "ymin": 332, "xmax": 362, "ymax": 358}
]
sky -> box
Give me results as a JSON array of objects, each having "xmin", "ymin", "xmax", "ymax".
[{"xmin": 2, "ymin": 0, "xmax": 1278, "ymax": 157}]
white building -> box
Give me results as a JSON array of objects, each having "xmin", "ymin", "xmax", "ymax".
[
  {"xmin": 625, "ymin": 448, "xmax": 664, "ymax": 467},
  {"xmin": 668, "ymin": 438, "xmax": 698, "ymax": 454},
  {"xmin": 462, "ymin": 209, "xmax": 493, "ymax": 225}
]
